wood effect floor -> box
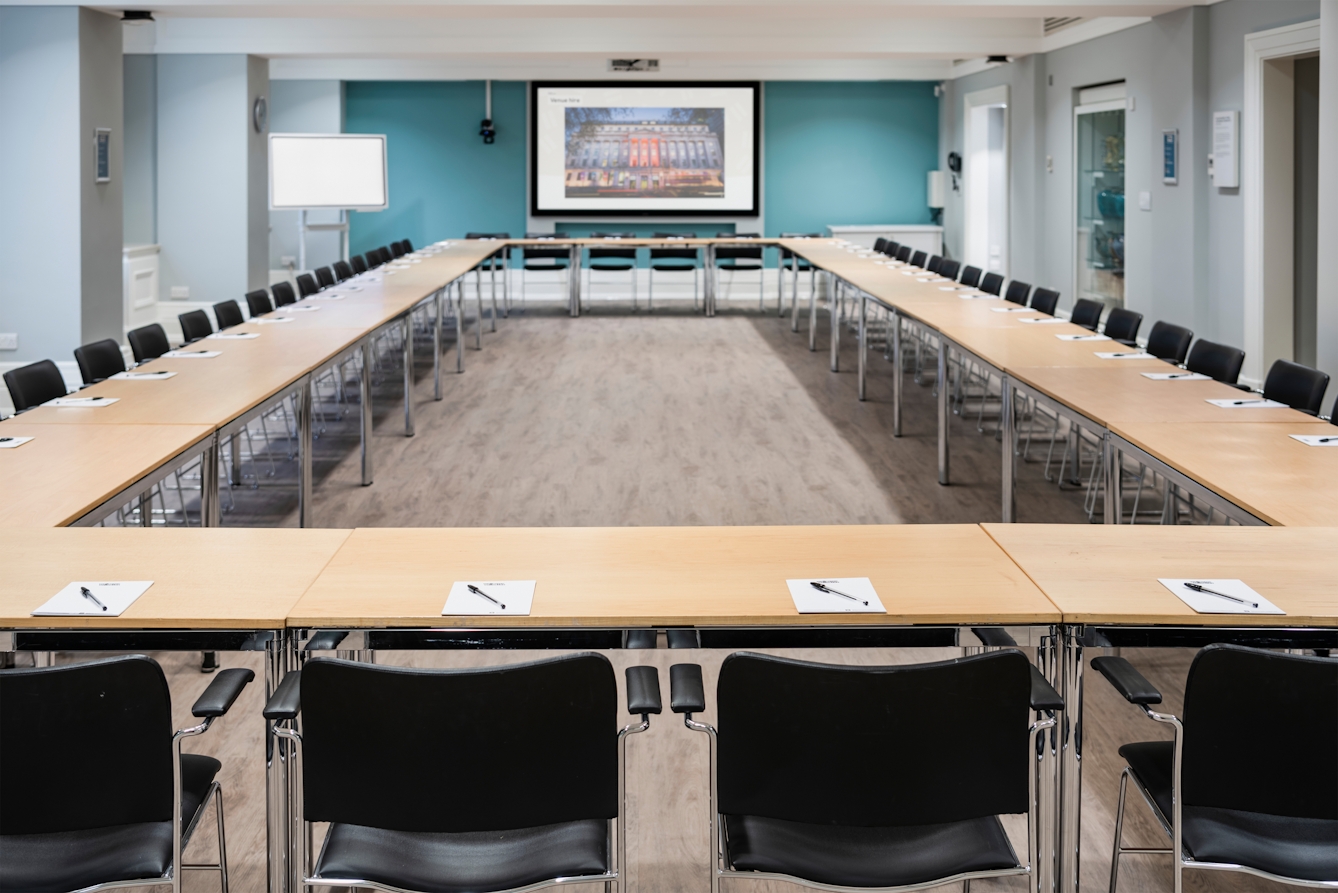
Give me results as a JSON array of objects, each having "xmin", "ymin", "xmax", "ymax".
[{"xmin": 108, "ymin": 305, "xmax": 1289, "ymax": 892}]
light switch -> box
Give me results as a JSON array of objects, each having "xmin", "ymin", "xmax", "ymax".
[{"xmin": 1138, "ymin": 191, "xmax": 1152, "ymax": 211}]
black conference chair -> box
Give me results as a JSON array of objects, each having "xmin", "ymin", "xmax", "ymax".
[
  {"xmin": 520, "ymin": 233, "xmax": 572, "ymax": 307},
  {"xmin": 128, "ymin": 323, "xmax": 171, "ymax": 363},
  {"xmin": 178, "ymin": 310, "xmax": 213, "ymax": 344},
  {"xmin": 0, "ymin": 656, "xmax": 253, "ymax": 893},
  {"xmin": 587, "ymin": 233, "xmax": 638, "ymax": 308},
  {"xmin": 980, "ymin": 272, "xmax": 1004, "ymax": 296},
  {"xmin": 925, "ymin": 255, "xmax": 943, "ymax": 274},
  {"xmin": 716, "ymin": 233, "xmax": 765, "ymax": 309},
  {"xmin": 272, "ymin": 281, "xmax": 297, "ymax": 307},
  {"xmin": 74, "ymin": 338, "xmax": 127, "ymax": 385},
  {"xmin": 245, "ymin": 289, "xmax": 274, "ymax": 317},
  {"xmin": 959, "ymin": 265, "xmax": 983, "ymax": 289},
  {"xmin": 1103, "ymin": 308, "xmax": 1143, "ymax": 346},
  {"xmin": 1004, "ymin": 279, "xmax": 1032, "ymax": 306},
  {"xmin": 872, "ymin": 238, "xmax": 889, "ymax": 255},
  {"xmin": 1262, "ymin": 359, "xmax": 1331, "ymax": 414},
  {"xmin": 3, "ymin": 359, "xmax": 67, "ymax": 412},
  {"xmin": 909, "ymin": 249, "xmax": 928, "ymax": 269},
  {"xmin": 389, "ymin": 241, "xmax": 407, "ymax": 258},
  {"xmin": 314, "ymin": 266, "xmax": 336, "ymax": 290},
  {"xmin": 648, "ymin": 235, "xmax": 700, "ymax": 311},
  {"xmin": 1144, "ymin": 321, "xmax": 1193, "ymax": 364},
  {"xmin": 264, "ymin": 655, "xmax": 659, "ymax": 893},
  {"xmin": 295, "ymin": 273, "xmax": 320, "ymax": 299},
  {"xmin": 1070, "ymin": 298, "xmax": 1104, "ymax": 331},
  {"xmin": 884, "ymin": 239, "xmax": 902, "ymax": 256},
  {"xmin": 1029, "ymin": 287, "xmax": 1061, "ymax": 316},
  {"xmin": 1094, "ymin": 645, "xmax": 1337, "ymax": 893},
  {"xmin": 778, "ymin": 232, "xmax": 821, "ymax": 317},
  {"xmin": 937, "ymin": 259, "xmax": 962, "ymax": 281},
  {"xmin": 213, "ymin": 300, "xmax": 244, "ymax": 331},
  {"xmin": 332, "ymin": 260, "xmax": 354, "ymax": 282},
  {"xmin": 350, "ymin": 254, "xmax": 368, "ymax": 275},
  {"xmin": 895, "ymin": 245, "xmax": 913, "ymax": 263},
  {"xmin": 671, "ymin": 652, "xmax": 1060, "ymax": 892},
  {"xmin": 1183, "ymin": 339, "xmax": 1245, "ymax": 385},
  {"xmin": 398, "ymin": 238, "xmax": 414, "ymax": 254}
]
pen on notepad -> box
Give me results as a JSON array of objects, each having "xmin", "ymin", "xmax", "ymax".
[
  {"xmin": 467, "ymin": 584, "xmax": 505, "ymax": 610},
  {"xmin": 1229, "ymin": 399, "xmax": 1268, "ymax": 405},
  {"xmin": 1184, "ymin": 581, "xmax": 1257, "ymax": 609},
  {"xmin": 810, "ymin": 581, "xmax": 867, "ymax": 606},
  {"xmin": 1316, "ymin": 436, "xmax": 1337, "ymax": 444},
  {"xmin": 0, "ymin": 437, "xmax": 12, "ymax": 443},
  {"xmin": 79, "ymin": 586, "xmax": 108, "ymax": 612}
]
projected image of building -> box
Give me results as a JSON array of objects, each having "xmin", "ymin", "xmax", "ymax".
[{"xmin": 564, "ymin": 110, "xmax": 724, "ymax": 198}]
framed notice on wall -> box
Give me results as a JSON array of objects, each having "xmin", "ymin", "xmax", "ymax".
[
  {"xmin": 94, "ymin": 128, "xmax": 111, "ymax": 183},
  {"xmin": 530, "ymin": 80, "xmax": 760, "ymax": 217},
  {"xmin": 1162, "ymin": 129, "xmax": 1178, "ymax": 185}
]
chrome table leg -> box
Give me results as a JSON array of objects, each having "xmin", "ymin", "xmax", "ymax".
[{"xmin": 360, "ymin": 340, "xmax": 373, "ymax": 486}]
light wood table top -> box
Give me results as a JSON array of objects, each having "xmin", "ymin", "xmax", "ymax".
[
  {"xmin": 0, "ymin": 421, "xmax": 214, "ymax": 528},
  {"xmin": 984, "ymin": 523, "xmax": 1338, "ymax": 627},
  {"xmin": 941, "ymin": 324, "xmax": 1167, "ymax": 373},
  {"xmin": 1109, "ymin": 420, "xmax": 1338, "ymax": 527},
  {"xmin": 0, "ymin": 527, "xmax": 352, "ymax": 629},
  {"xmin": 288, "ymin": 524, "xmax": 1059, "ymax": 628}
]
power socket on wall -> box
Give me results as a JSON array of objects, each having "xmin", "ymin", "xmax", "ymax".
[{"xmin": 0, "ymin": 333, "xmax": 18, "ymax": 350}]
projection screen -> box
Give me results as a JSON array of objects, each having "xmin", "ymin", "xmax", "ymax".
[
  {"xmin": 531, "ymin": 81, "xmax": 759, "ymax": 216},
  {"xmin": 269, "ymin": 133, "xmax": 389, "ymax": 210}
]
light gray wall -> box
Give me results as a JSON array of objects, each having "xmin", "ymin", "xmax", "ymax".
[
  {"xmin": 247, "ymin": 55, "xmax": 269, "ymax": 289},
  {"xmin": 1317, "ymin": 0, "xmax": 1338, "ymax": 407},
  {"xmin": 268, "ymin": 79, "xmax": 345, "ymax": 272},
  {"xmin": 157, "ymin": 54, "xmax": 269, "ymax": 308},
  {"xmin": 79, "ymin": 7, "xmax": 123, "ymax": 348},
  {"xmin": 123, "ymin": 53, "xmax": 156, "ymax": 246}
]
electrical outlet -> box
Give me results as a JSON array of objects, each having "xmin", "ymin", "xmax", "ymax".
[
  {"xmin": 170, "ymin": 286, "xmax": 190, "ymax": 299},
  {"xmin": 0, "ymin": 333, "xmax": 17, "ymax": 350}
]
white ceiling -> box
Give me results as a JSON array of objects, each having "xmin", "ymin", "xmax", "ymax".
[{"xmin": 90, "ymin": 0, "xmax": 1216, "ymax": 80}]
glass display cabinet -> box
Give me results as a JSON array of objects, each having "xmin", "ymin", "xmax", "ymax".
[{"xmin": 1074, "ymin": 99, "xmax": 1126, "ymax": 309}]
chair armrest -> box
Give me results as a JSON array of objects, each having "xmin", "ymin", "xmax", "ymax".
[
  {"xmin": 1029, "ymin": 665, "xmax": 1064, "ymax": 711},
  {"xmin": 1091, "ymin": 657, "xmax": 1162, "ymax": 705},
  {"xmin": 971, "ymin": 627, "xmax": 1017, "ymax": 648},
  {"xmin": 304, "ymin": 630, "xmax": 348, "ymax": 651},
  {"xmin": 624, "ymin": 629, "xmax": 658, "ymax": 650},
  {"xmin": 1232, "ymin": 383, "xmax": 1255, "ymax": 392},
  {"xmin": 670, "ymin": 664, "xmax": 705, "ymax": 714},
  {"xmin": 262, "ymin": 670, "xmax": 302, "ymax": 721},
  {"xmin": 626, "ymin": 666, "xmax": 662, "ymax": 716},
  {"xmin": 191, "ymin": 668, "xmax": 255, "ymax": 718},
  {"xmin": 667, "ymin": 629, "xmax": 701, "ymax": 649}
]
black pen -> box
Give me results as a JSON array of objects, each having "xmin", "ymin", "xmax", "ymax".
[
  {"xmin": 0, "ymin": 437, "xmax": 12, "ymax": 443},
  {"xmin": 467, "ymin": 584, "xmax": 506, "ymax": 610},
  {"xmin": 1184, "ymin": 581, "xmax": 1257, "ymax": 609},
  {"xmin": 80, "ymin": 586, "xmax": 108, "ymax": 612},
  {"xmin": 810, "ymin": 581, "xmax": 867, "ymax": 606},
  {"xmin": 1316, "ymin": 436, "xmax": 1337, "ymax": 444}
]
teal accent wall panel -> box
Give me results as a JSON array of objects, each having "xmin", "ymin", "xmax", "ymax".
[
  {"xmin": 344, "ymin": 80, "xmax": 527, "ymax": 254},
  {"xmin": 763, "ymin": 81, "xmax": 939, "ymax": 237}
]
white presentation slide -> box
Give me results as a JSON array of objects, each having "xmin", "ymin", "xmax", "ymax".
[{"xmin": 269, "ymin": 134, "xmax": 388, "ymax": 210}]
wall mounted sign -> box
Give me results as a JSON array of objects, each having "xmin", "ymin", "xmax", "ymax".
[
  {"xmin": 1162, "ymin": 129, "xmax": 1178, "ymax": 185},
  {"xmin": 1211, "ymin": 110, "xmax": 1239, "ymax": 189},
  {"xmin": 94, "ymin": 128, "xmax": 111, "ymax": 183}
]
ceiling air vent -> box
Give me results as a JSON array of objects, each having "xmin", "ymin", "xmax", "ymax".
[
  {"xmin": 1044, "ymin": 16, "xmax": 1083, "ymax": 35},
  {"xmin": 608, "ymin": 59, "xmax": 659, "ymax": 73}
]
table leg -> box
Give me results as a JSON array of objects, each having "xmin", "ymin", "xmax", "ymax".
[
  {"xmin": 1066, "ymin": 425, "xmax": 1081, "ymax": 486},
  {"xmin": 1037, "ymin": 627, "xmax": 1062, "ymax": 893},
  {"xmin": 229, "ymin": 430, "xmax": 242, "ymax": 487},
  {"xmin": 1103, "ymin": 433, "xmax": 1121, "ymax": 524},
  {"xmin": 569, "ymin": 246, "xmax": 581, "ymax": 317},
  {"xmin": 360, "ymin": 340, "xmax": 373, "ymax": 486},
  {"xmin": 705, "ymin": 246, "xmax": 716, "ymax": 317},
  {"xmin": 937, "ymin": 341, "xmax": 950, "ymax": 485},
  {"xmin": 433, "ymin": 290, "xmax": 443, "ymax": 401},
  {"xmin": 403, "ymin": 316, "xmax": 415, "ymax": 437},
  {"xmin": 789, "ymin": 258, "xmax": 802, "ymax": 333},
  {"xmin": 808, "ymin": 272, "xmax": 819, "ymax": 351},
  {"xmin": 139, "ymin": 491, "xmax": 153, "ymax": 527},
  {"xmin": 201, "ymin": 434, "xmax": 220, "ymax": 527},
  {"xmin": 489, "ymin": 260, "xmax": 498, "ymax": 332},
  {"xmin": 829, "ymin": 279, "xmax": 841, "ymax": 372},
  {"xmin": 857, "ymin": 293, "xmax": 867, "ymax": 401},
  {"xmin": 892, "ymin": 311, "xmax": 902, "ymax": 437},
  {"xmin": 297, "ymin": 381, "xmax": 313, "ymax": 528},
  {"xmin": 265, "ymin": 633, "xmax": 289, "ymax": 893},
  {"xmin": 455, "ymin": 282, "xmax": 465, "ymax": 373},
  {"xmin": 1057, "ymin": 626, "xmax": 1086, "ymax": 893},
  {"xmin": 1001, "ymin": 377, "xmax": 1016, "ymax": 522},
  {"xmin": 474, "ymin": 273, "xmax": 484, "ymax": 349}
]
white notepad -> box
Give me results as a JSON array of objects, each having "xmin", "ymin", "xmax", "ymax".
[
  {"xmin": 280, "ymin": 305, "xmax": 320, "ymax": 313},
  {"xmin": 787, "ymin": 578, "xmax": 886, "ymax": 614},
  {"xmin": 208, "ymin": 332, "xmax": 260, "ymax": 340},
  {"xmin": 1141, "ymin": 371, "xmax": 1209, "ymax": 381},
  {"xmin": 443, "ymin": 580, "xmax": 535, "ymax": 616},
  {"xmin": 1158, "ymin": 579, "xmax": 1283, "ymax": 615},
  {"xmin": 991, "ymin": 306, "xmax": 1033, "ymax": 313},
  {"xmin": 1290, "ymin": 433, "xmax": 1338, "ymax": 446},
  {"xmin": 163, "ymin": 349, "xmax": 221, "ymax": 358},
  {"xmin": 959, "ymin": 293, "xmax": 998, "ymax": 300},
  {"xmin": 32, "ymin": 581, "xmax": 154, "ymax": 617},
  {"xmin": 1056, "ymin": 333, "xmax": 1109, "ymax": 341},
  {"xmin": 111, "ymin": 370, "xmax": 177, "ymax": 380},
  {"xmin": 1206, "ymin": 397, "xmax": 1287, "ymax": 408},
  {"xmin": 938, "ymin": 286, "xmax": 960, "ymax": 291},
  {"xmin": 1018, "ymin": 317, "xmax": 1064, "ymax": 324},
  {"xmin": 44, "ymin": 395, "xmax": 119, "ymax": 407},
  {"xmin": 307, "ymin": 294, "xmax": 346, "ymax": 300},
  {"xmin": 0, "ymin": 435, "xmax": 34, "ymax": 449},
  {"xmin": 254, "ymin": 317, "xmax": 294, "ymax": 324},
  {"xmin": 1095, "ymin": 351, "xmax": 1154, "ymax": 360}
]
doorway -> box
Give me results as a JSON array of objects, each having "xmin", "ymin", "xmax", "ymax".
[
  {"xmin": 963, "ymin": 86, "xmax": 1009, "ymax": 277},
  {"xmin": 1073, "ymin": 82, "xmax": 1126, "ymax": 310}
]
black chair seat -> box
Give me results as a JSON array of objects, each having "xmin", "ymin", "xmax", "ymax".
[
  {"xmin": 650, "ymin": 262, "xmax": 695, "ymax": 271},
  {"xmin": 588, "ymin": 262, "xmax": 633, "ymax": 271},
  {"xmin": 1120, "ymin": 741, "xmax": 1338, "ymax": 882},
  {"xmin": 0, "ymin": 755, "xmax": 220, "ymax": 893},
  {"xmin": 716, "ymin": 261, "xmax": 762, "ymax": 270},
  {"xmin": 723, "ymin": 813, "xmax": 1018, "ymax": 888},
  {"xmin": 312, "ymin": 819, "xmax": 609, "ymax": 893},
  {"xmin": 524, "ymin": 262, "xmax": 568, "ymax": 271}
]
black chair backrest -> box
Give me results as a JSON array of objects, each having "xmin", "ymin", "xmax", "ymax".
[
  {"xmin": 717, "ymin": 244, "xmax": 763, "ymax": 261},
  {"xmin": 895, "ymin": 245, "xmax": 913, "ymax": 262},
  {"xmin": 650, "ymin": 247, "xmax": 698, "ymax": 262},
  {"xmin": 1182, "ymin": 645, "xmax": 1336, "ymax": 820},
  {"xmin": 1004, "ymin": 280, "xmax": 1032, "ymax": 305},
  {"xmin": 885, "ymin": 240, "xmax": 901, "ymax": 256},
  {"xmin": 909, "ymin": 250, "xmax": 928, "ymax": 268},
  {"xmin": 350, "ymin": 255, "xmax": 368, "ymax": 275},
  {"xmin": 212, "ymin": 300, "xmax": 244, "ymax": 331},
  {"xmin": 272, "ymin": 281, "xmax": 297, "ymax": 307},
  {"xmin": 716, "ymin": 651, "xmax": 1032, "ymax": 826},
  {"xmin": 314, "ymin": 266, "xmax": 336, "ymax": 289},
  {"xmin": 524, "ymin": 246, "xmax": 570, "ymax": 263},
  {"xmin": 959, "ymin": 266, "xmax": 983, "ymax": 289},
  {"xmin": 332, "ymin": 260, "xmax": 353, "ymax": 282},
  {"xmin": 299, "ymin": 655, "xmax": 618, "ymax": 832},
  {"xmin": 589, "ymin": 246, "xmax": 636, "ymax": 261},
  {"xmin": 246, "ymin": 289, "xmax": 274, "ymax": 317},
  {"xmin": 369, "ymin": 247, "xmax": 390, "ymax": 266},
  {"xmin": 1070, "ymin": 299, "xmax": 1104, "ymax": 331},
  {"xmin": 73, "ymin": 339, "xmax": 126, "ymax": 385},
  {"xmin": 925, "ymin": 255, "xmax": 943, "ymax": 274},
  {"xmin": 178, "ymin": 309, "xmax": 213, "ymax": 343},
  {"xmin": 400, "ymin": 238, "xmax": 413, "ymax": 253},
  {"xmin": 296, "ymin": 273, "xmax": 319, "ymax": 298},
  {"xmin": 652, "ymin": 231, "xmax": 696, "ymax": 239},
  {"xmin": 1102, "ymin": 308, "xmax": 1143, "ymax": 343},
  {"xmin": 1262, "ymin": 359, "xmax": 1330, "ymax": 414},
  {"xmin": 937, "ymin": 259, "xmax": 961, "ymax": 281},
  {"xmin": 1144, "ymin": 321, "xmax": 1193, "ymax": 363},
  {"xmin": 525, "ymin": 232, "xmax": 571, "ymax": 239},
  {"xmin": 1029, "ymin": 287, "xmax": 1061, "ymax": 316},
  {"xmin": 128, "ymin": 323, "xmax": 171, "ymax": 363},
  {"xmin": 1184, "ymin": 339, "xmax": 1245, "ymax": 384},
  {"xmin": 390, "ymin": 241, "xmax": 407, "ymax": 258},
  {"xmin": 979, "ymin": 272, "xmax": 1004, "ymax": 295},
  {"xmin": 872, "ymin": 238, "xmax": 888, "ymax": 254},
  {"xmin": 0, "ymin": 656, "xmax": 173, "ymax": 834},
  {"xmin": 3, "ymin": 359, "xmax": 67, "ymax": 411}
]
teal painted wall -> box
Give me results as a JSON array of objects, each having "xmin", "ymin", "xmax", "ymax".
[
  {"xmin": 345, "ymin": 81, "xmax": 528, "ymax": 256},
  {"xmin": 343, "ymin": 80, "xmax": 939, "ymax": 260},
  {"xmin": 762, "ymin": 81, "xmax": 939, "ymax": 237}
]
